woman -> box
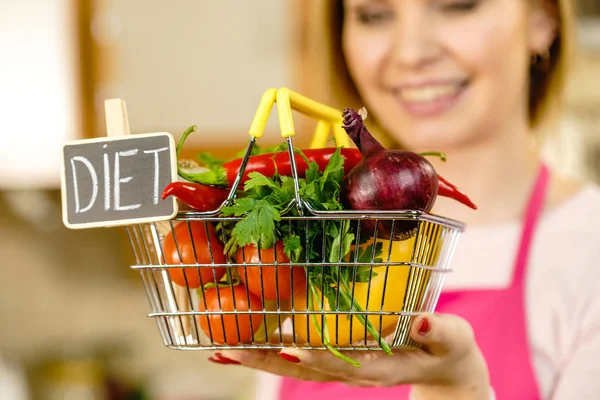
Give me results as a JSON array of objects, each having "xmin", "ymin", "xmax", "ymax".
[{"xmin": 211, "ymin": 1, "xmax": 600, "ymax": 399}]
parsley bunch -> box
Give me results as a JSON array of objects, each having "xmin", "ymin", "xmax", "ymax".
[{"xmin": 220, "ymin": 147, "xmax": 391, "ymax": 363}]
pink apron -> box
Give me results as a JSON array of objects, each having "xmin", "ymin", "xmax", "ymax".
[{"xmin": 279, "ymin": 164, "xmax": 548, "ymax": 400}]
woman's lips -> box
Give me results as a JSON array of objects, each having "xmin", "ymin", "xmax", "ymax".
[{"xmin": 393, "ymin": 81, "xmax": 468, "ymax": 117}]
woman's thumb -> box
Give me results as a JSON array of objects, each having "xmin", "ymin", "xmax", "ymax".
[{"xmin": 410, "ymin": 312, "xmax": 476, "ymax": 357}]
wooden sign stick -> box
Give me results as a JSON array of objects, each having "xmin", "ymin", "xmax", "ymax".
[
  {"xmin": 104, "ymin": 98, "xmax": 131, "ymax": 137},
  {"xmin": 103, "ymin": 100, "xmax": 190, "ymax": 340}
]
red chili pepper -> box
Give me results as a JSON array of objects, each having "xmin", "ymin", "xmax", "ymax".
[
  {"xmin": 437, "ymin": 175, "xmax": 478, "ymax": 210},
  {"xmin": 174, "ymin": 126, "xmax": 476, "ymax": 210},
  {"xmin": 178, "ymin": 148, "xmax": 363, "ymax": 188},
  {"xmin": 161, "ymin": 181, "xmax": 230, "ymax": 211}
]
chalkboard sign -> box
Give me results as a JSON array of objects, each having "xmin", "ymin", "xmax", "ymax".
[{"xmin": 61, "ymin": 132, "xmax": 179, "ymax": 229}]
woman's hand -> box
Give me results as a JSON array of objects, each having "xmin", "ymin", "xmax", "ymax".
[{"xmin": 210, "ymin": 313, "xmax": 491, "ymax": 399}]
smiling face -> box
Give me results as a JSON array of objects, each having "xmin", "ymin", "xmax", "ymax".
[{"xmin": 341, "ymin": 0, "xmax": 558, "ymax": 152}]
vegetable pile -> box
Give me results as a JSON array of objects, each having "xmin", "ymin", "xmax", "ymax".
[{"xmin": 159, "ymin": 108, "xmax": 476, "ymax": 366}]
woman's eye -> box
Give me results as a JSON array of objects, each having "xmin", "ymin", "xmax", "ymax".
[
  {"xmin": 356, "ymin": 8, "xmax": 394, "ymax": 25},
  {"xmin": 439, "ymin": 0, "xmax": 479, "ymax": 13}
]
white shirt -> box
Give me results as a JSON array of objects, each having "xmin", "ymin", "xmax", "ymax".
[{"xmin": 255, "ymin": 184, "xmax": 600, "ymax": 400}]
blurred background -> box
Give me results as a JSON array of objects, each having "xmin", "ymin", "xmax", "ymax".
[{"xmin": 0, "ymin": 1, "xmax": 599, "ymax": 399}]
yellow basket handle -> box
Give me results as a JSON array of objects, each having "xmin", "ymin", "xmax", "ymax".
[{"xmin": 247, "ymin": 87, "xmax": 350, "ymax": 149}]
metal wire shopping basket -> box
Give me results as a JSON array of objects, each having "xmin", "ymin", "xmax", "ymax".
[{"xmin": 125, "ymin": 88, "xmax": 466, "ymax": 353}]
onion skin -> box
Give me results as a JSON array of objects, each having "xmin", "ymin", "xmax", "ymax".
[
  {"xmin": 341, "ymin": 150, "xmax": 438, "ymax": 240},
  {"xmin": 341, "ymin": 151, "xmax": 438, "ymax": 213}
]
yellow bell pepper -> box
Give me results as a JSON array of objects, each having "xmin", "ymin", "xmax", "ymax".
[{"xmin": 292, "ymin": 236, "xmax": 415, "ymax": 347}]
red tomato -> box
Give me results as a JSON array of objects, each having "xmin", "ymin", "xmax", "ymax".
[
  {"xmin": 198, "ymin": 285, "xmax": 263, "ymax": 345},
  {"xmin": 236, "ymin": 241, "xmax": 306, "ymax": 301},
  {"xmin": 162, "ymin": 222, "xmax": 227, "ymax": 289}
]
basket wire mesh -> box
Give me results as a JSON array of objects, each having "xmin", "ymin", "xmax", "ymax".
[{"xmin": 125, "ymin": 88, "xmax": 465, "ymax": 354}]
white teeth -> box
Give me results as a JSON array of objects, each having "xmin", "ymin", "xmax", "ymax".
[{"xmin": 399, "ymin": 84, "xmax": 461, "ymax": 103}]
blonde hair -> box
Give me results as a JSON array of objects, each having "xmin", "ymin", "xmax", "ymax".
[{"xmin": 320, "ymin": 0, "xmax": 575, "ymax": 142}]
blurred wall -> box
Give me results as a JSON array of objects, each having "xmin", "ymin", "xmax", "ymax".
[
  {"xmin": 0, "ymin": 0, "xmax": 80, "ymax": 189},
  {"xmin": 546, "ymin": 30, "xmax": 600, "ymax": 184},
  {"xmin": 0, "ymin": 190, "xmax": 257, "ymax": 400},
  {"xmin": 93, "ymin": 0, "xmax": 296, "ymax": 148}
]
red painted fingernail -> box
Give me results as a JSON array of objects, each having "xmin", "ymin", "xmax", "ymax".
[
  {"xmin": 278, "ymin": 352, "xmax": 300, "ymax": 363},
  {"xmin": 215, "ymin": 353, "xmax": 241, "ymax": 365},
  {"xmin": 208, "ymin": 356, "xmax": 229, "ymax": 364},
  {"xmin": 209, "ymin": 353, "xmax": 241, "ymax": 365},
  {"xmin": 418, "ymin": 317, "xmax": 431, "ymax": 335}
]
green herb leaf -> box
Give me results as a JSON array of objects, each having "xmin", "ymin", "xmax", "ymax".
[
  {"xmin": 244, "ymin": 172, "xmax": 279, "ymax": 191},
  {"xmin": 226, "ymin": 199, "xmax": 280, "ymax": 249},
  {"xmin": 305, "ymin": 160, "xmax": 320, "ymax": 183},
  {"xmin": 357, "ymin": 241, "xmax": 384, "ymax": 264},
  {"xmin": 355, "ymin": 266, "xmax": 376, "ymax": 282},
  {"xmin": 320, "ymin": 148, "xmax": 344, "ymax": 189},
  {"xmin": 283, "ymin": 233, "xmax": 302, "ymax": 262},
  {"xmin": 220, "ymin": 197, "xmax": 256, "ymax": 217}
]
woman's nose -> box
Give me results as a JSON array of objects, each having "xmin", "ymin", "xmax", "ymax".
[{"xmin": 389, "ymin": 12, "xmax": 440, "ymax": 70}]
